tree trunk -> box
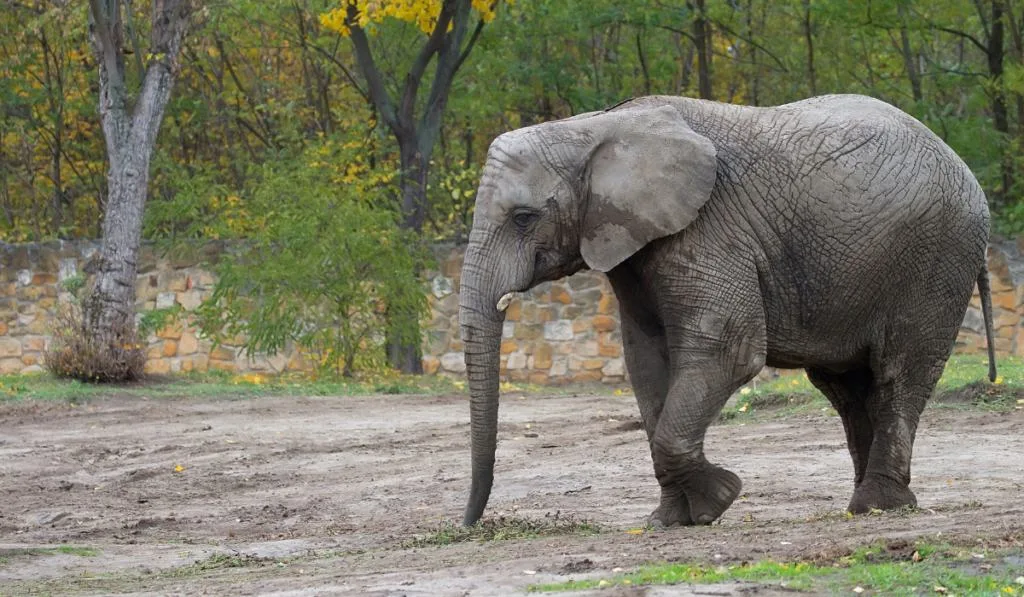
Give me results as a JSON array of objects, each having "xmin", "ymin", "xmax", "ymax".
[
  {"xmin": 40, "ymin": 30, "xmax": 65, "ymax": 234},
  {"xmin": 1006, "ymin": 4, "xmax": 1024, "ymax": 160},
  {"xmin": 91, "ymin": 145, "xmax": 151, "ymax": 332},
  {"xmin": 636, "ymin": 30, "xmax": 652, "ymax": 95},
  {"xmin": 988, "ymin": 0, "xmax": 1011, "ymax": 204},
  {"xmin": 745, "ymin": 0, "xmax": 761, "ymax": 106},
  {"xmin": 802, "ymin": 0, "xmax": 817, "ymax": 96},
  {"xmin": 398, "ymin": 133, "xmax": 430, "ymax": 232},
  {"xmin": 897, "ymin": 2, "xmax": 923, "ymax": 104},
  {"xmin": 671, "ymin": 31, "xmax": 693, "ymax": 94},
  {"xmin": 88, "ymin": 0, "xmax": 191, "ymax": 343},
  {"xmin": 690, "ymin": 0, "xmax": 713, "ymax": 99},
  {"xmin": 382, "ymin": 138, "xmax": 431, "ymax": 374}
]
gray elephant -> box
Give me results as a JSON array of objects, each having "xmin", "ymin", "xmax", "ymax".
[{"xmin": 458, "ymin": 94, "xmax": 996, "ymax": 527}]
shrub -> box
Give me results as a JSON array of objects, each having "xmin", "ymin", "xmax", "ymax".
[
  {"xmin": 194, "ymin": 142, "xmax": 427, "ymax": 377},
  {"xmin": 44, "ymin": 277, "xmax": 146, "ymax": 382}
]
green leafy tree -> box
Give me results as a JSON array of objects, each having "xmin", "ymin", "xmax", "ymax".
[
  {"xmin": 195, "ymin": 140, "xmax": 427, "ymax": 377},
  {"xmin": 320, "ymin": 0, "xmax": 503, "ymax": 373},
  {"xmin": 0, "ymin": 2, "xmax": 105, "ymax": 240}
]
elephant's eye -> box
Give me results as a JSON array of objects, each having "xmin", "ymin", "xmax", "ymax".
[{"xmin": 512, "ymin": 210, "xmax": 539, "ymax": 230}]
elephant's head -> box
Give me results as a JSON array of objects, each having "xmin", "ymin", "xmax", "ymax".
[{"xmin": 459, "ymin": 104, "xmax": 718, "ymax": 525}]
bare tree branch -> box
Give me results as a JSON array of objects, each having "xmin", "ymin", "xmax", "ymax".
[
  {"xmin": 122, "ymin": 0, "xmax": 147, "ymax": 80},
  {"xmin": 707, "ymin": 18, "xmax": 788, "ymax": 72},
  {"xmin": 909, "ymin": 5, "xmax": 990, "ymax": 54},
  {"xmin": 421, "ymin": 0, "xmax": 472, "ymax": 137},
  {"xmin": 346, "ymin": 4, "xmax": 398, "ymax": 130},
  {"xmin": 400, "ymin": 2, "xmax": 456, "ymax": 128},
  {"xmin": 454, "ymin": 13, "xmax": 487, "ymax": 74}
]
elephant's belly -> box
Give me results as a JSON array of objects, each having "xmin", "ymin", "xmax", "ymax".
[{"xmin": 763, "ymin": 325, "xmax": 873, "ymax": 372}]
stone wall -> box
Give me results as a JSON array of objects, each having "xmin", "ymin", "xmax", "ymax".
[
  {"xmin": 0, "ymin": 241, "xmax": 301, "ymax": 376},
  {"xmin": 958, "ymin": 238, "xmax": 1024, "ymax": 356},
  {"xmin": 1, "ymin": 240, "xmax": 1022, "ymax": 381},
  {"xmin": 422, "ymin": 247, "xmax": 626, "ymax": 384}
]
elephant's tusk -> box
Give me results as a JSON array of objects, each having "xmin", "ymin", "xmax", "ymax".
[{"xmin": 496, "ymin": 292, "xmax": 518, "ymax": 312}]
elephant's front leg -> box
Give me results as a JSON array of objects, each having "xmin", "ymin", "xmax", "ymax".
[
  {"xmin": 613, "ymin": 274, "xmax": 671, "ymax": 446},
  {"xmin": 651, "ymin": 330, "xmax": 766, "ymax": 526},
  {"xmin": 610, "ymin": 267, "xmax": 693, "ymax": 525},
  {"xmin": 619, "ymin": 304, "xmax": 684, "ymax": 523}
]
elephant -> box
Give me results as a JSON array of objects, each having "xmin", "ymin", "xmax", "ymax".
[{"xmin": 458, "ymin": 94, "xmax": 997, "ymax": 528}]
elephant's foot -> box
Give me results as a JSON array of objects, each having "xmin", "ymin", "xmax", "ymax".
[
  {"xmin": 847, "ymin": 474, "xmax": 917, "ymax": 514},
  {"xmin": 650, "ymin": 464, "xmax": 742, "ymax": 526},
  {"xmin": 648, "ymin": 490, "xmax": 693, "ymax": 528}
]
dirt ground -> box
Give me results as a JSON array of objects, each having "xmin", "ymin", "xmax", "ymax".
[{"xmin": 0, "ymin": 388, "xmax": 1022, "ymax": 596}]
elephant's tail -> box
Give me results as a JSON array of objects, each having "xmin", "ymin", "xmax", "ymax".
[{"xmin": 977, "ymin": 268, "xmax": 998, "ymax": 382}]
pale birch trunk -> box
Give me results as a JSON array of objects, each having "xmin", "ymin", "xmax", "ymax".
[{"xmin": 87, "ymin": 0, "xmax": 191, "ymax": 342}]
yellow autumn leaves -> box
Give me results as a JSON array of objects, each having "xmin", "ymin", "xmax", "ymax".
[{"xmin": 321, "ymin": 0, "xmax": 503, "ymax": 37}]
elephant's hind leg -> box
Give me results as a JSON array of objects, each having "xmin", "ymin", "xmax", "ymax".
[
  {"xmin": 847, "ymin": 354, "xmax": 948, "ymax": 514},
  {"xmin": 846, "ymin": 256, "xmax": 975, "ymax": 514},
  {"xmin": 847, "ymin": 380, "xmax": 927, "ymax": 513},
  {"xmin": 806, "ymin": 367, "xmax": 874, "ymax": 487}
]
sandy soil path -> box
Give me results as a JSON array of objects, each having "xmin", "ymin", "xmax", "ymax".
[{"xmin": 0, "ymin": 390, "xmax": 1021, "ymax": 595}]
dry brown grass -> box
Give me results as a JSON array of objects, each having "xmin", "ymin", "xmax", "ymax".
[{"xmin": 44, "ymin": 298, "xmax": 146, "ymax": 383}]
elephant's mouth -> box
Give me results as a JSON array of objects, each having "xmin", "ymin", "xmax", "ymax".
[{"xmin": 529, "ymin": 249, "xmax": 586, "ymax": 289}]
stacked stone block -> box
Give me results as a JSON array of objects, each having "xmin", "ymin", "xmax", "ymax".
[
  {"xmin": 957, "ymin": 240, "xmax": 1024, "ymax": 356},
  {"xmin": 0, "ymin": 242, "xmax": 81, "ymax": 374}
]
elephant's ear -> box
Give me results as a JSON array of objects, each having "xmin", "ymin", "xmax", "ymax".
[{"xmin": 580, "ymin": 105, "xmax": 717, "ymax": 272}]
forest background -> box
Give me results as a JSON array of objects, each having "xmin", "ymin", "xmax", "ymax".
[{"xmin": 3, "ymin": 0, "xmax": 1024, "ymax": 376}]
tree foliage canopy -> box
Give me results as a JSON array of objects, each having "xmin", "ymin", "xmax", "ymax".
[
  {"xmin": 320, "ymin": 0, "xmax": 500, "ymax": 35},
  {"xmin": 5, "ymin": 0, "xmax": 1024, "ymax": 241}
]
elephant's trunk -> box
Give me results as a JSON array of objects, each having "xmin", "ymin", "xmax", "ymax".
[{"xmin": 459, "ymin": 245, "xmax": 506, "ymax": 526}]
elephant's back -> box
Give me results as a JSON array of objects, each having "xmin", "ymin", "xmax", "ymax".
[
  {"xmin": 770, "ymin": 94, "xmax": 988, "ymax": 221},
  {"xmin": 624, "ymin": 95, "xmax": 989, "ymax": 369},
  {"xmin": 647, "ymin": 93, "xmax": 988, "ymax": 223}
]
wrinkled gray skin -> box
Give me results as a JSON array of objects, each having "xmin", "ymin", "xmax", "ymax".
[{"xmin": 459, "ymin": 94, "xmax": 997, "ymax": 527}]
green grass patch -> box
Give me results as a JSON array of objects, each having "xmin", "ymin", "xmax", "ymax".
[
  {"xmin": 532, "ymin": 541, "xmax": 1024, "ymax": 595},
  {"xmin": 1, "ymin": 354, "xmax": 1016, "ymax": 408},
  {"xmin": 719, "ymin": 389, "xmax": 824, "ymax": 421},
  {"xmin": 930, "ymin": 355, "xmax": 1024, "ymax": 412},
  {"xmin": 0, "ymin": 545, "xmax": 100, "ymax": 559},
  {"xmin": 403, "ymin": 515, "xmax": 601, "ymax": 548},
  {"xmin": 0, "ymin": 369, "xmax": 466, "ymax": 403},
  {"xmin": 937, "ymin": 354, "xmax": 1024, "ymax": 390},
  {"xmin": 0, "ymin": 368, "xmax": 625, "ymax": 404},
  {"xmin": 932, "ymin": 380, "xmax": 1023, "ymax": 412},
  {"xmin": 835, "ymin": 557, "xmax": 1024, "ymax": 596},
  {"xmin": 721, "ymin": 354, "xmax": 1024, "ymax": 421},
  {"xmin": 531, "ymin": 560, "xmax": 828, "ymax": 592}
]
